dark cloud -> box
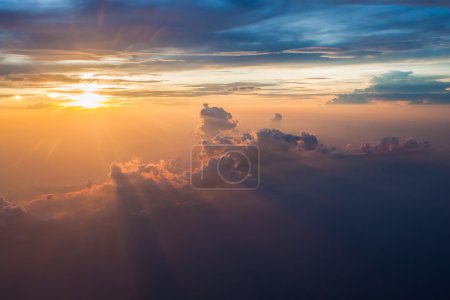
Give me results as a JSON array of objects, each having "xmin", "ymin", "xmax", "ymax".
[
  {"xmin": 198, "ymin": 103, "xmax": 238, "ymax": 137},
  {"xmin": 180, "ymin": 82, "xmax": 270, "ymax": 96},
  {"xmin": 1, "ymin": 104, "xmax": 450, "ymax": 298},
  {"xmin": 0, "ymin": 197, "xmax": 26, "ymax": 220},
  {"xmin": 0, "ymin": 0, "xmax": 282, "ymax": 51},
  {"xmin": 329, "ymin": 71, "xmax": 450, "ymax": 104},
  {"xmin": 270, "ymin": 112, "xmax": 282, "ymax": 126},
  {"xmin": 250, "ymin": 129, "xmax": 322, "ymax": 155},
  {"xmin": 283, "ymin": 46, "xmax": 343, "ymax": 54},
  {"xmin": 1, "ymin": 73, "xmax": 80, "ymax": 83},
  {"xmin": 348, "ymin": 136, "xmax": 431, "ymax": 154},
  {"xmin": 191, "ymin": 128, "xmax": 321, "ymax": 189},
  {"xmin": 0, "ymin": 0, "xmax": 449, "ymax": 71}
]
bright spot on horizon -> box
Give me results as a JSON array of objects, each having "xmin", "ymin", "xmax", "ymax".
[
  {"xmin": 58, "ymin": 82, "xmax": 110, "ymax": 108},
  {"xmin": 63, "ymin": 92, "xmax": 108, "ymax": 109}
]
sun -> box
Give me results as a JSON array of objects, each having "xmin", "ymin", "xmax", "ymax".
[
  {"xmin": 57, "ymin": 83, "xmax": 110, "ymax": 109},
  {"xmin": 66, "ymin": 92, "xmax": 107, "ymax": 109}
]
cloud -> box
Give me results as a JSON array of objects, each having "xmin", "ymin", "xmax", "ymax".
[
  {"xmin": 347, "ymin": 136, "xmax": 431, "ymax": 154},
  {"xmin": 19, "ymin": 104, "xmax": 436, "ymax": 214},
  {"xmin": 3, "ymin": 103, "xmax": 438, "ymax": 217},
  {"xmin": 18, "ymin": 130, "xmax": 433, "ymax": 216},
  {"xmin": 270, "ymin": 112, "xmax": 282, "ymax": 126},
  {"xmin": 188, "ymin": 51, "xmax": 273, "ymax": 57},
  {"xmin": 329, "ymin": 71, "xmax": 450, "ymax": 104},
  {"xmin": 281, "ymin": 47, "xmax": 356, "ymax": 59},
  {"xmin": 1, "ymin": 104, "xmax": 449, "ymax": 299},
  {"xmin": 250, "ymin": 129, "xmax": 321, "ymax": 154},
  {"xmin": 1, "ymin": 0, "xmax": 449, "ymax": 74},
  {"xmin": 198, "ymin": 103, "xmax": 238, "ymax": 137},
  {"xmin": 24, "ymin": 182, "xmax": 116, "ymax": 219},
  {"xmin": 192, "ymin": 129, "xmax": 305, "ymax": 189},
  {"xmin": 0, "ymin": 197, "xmax": 26, "ymax": 219},
  {"xmin": 183, "ymin": 82, "xmax": 270, "ymax": 96},
  {"xmin": 282, "ymin": 47, "xmax": 341, "ymax": 54}
]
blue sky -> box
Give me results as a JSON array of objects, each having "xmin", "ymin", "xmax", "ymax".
[
  {"xmin": 1, "ymin": 0, "xmax": 449, "ymax": 60},
  {"xmin": 2, "ymin": 5, "xmax": 450, "ymax": 297},
  {"xmin": 1, "ymin": 0, "xmax": 450, "ymax": 104}
]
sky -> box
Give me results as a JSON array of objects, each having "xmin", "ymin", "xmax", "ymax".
[
  {"xmin": 1, "ymin": 1, "xmax": 450, "ymax": 299},
  {"xmin": 0, "ymin": 0, "xmax": 450, "ymax": 106}
]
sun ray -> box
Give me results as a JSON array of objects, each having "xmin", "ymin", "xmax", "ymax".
[{"xmin": 57, "ymin": 82, "xmax": 111, "ymax": 109}]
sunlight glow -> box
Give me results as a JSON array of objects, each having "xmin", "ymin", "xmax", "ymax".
[
  {"xmin": 64, "ymin": 92, "xmax": 107, "ymax": 108},
  {"xmin": 57, "ymin": 82, "xmax": 111, "ymax": 108}
]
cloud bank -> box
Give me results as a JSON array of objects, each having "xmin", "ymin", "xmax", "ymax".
[
  {"xmin": 0, "ymin": 197, "xmax": 26, "ymax": 219},
  {"xmin": 350, "ymin": 136, "xmax": 431, "ymax": 154},
  {"xmin": 1, "ymin": 104, "xmax": 449, "ymax": 299},
  {"xmin": 330, "ymin": 71, "xmax": 450, "ymax": 104}
]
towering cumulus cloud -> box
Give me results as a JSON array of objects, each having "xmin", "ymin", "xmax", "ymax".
[
  {"xmin": 198, "ymin": 103, "xmax": 238, "ymax": 137},
  {"xmin": 1, "ymin": 105, "xmax": 449, "ymax": 299},
  {"xmin": 329, "ymin": 71, "xmax": 450, "ymax": 104}
]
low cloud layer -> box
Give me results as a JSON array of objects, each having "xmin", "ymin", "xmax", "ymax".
[
  {"xmin": 0, "ymin": 197, "xmax": 26, "ymax": 219},
  {"xmin": 2, "ymin": 104, "xmax": 438, "ymax": 218},
  {"xmin": 3, "ymin": 104, "xmax": 438, "ymax": 218},
  {"xmin": 329, "ymin": 71, "xmax": 450, "ymax": 104},
  {"xmin": 347, "ymin": 136, "xmax": 431, "ymax": 154},
  {"xmin": 1, "ymin": 105, "xmax": 449, "ymax": 299}
]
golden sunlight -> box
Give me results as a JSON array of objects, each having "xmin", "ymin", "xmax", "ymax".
[
  {"xmin": 64, "ymin": 92, "xmax": 107, "ymax": 108},
  {"xmin": 56, "ymin": 82, "xmax": 110, "ymax": 109}
]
